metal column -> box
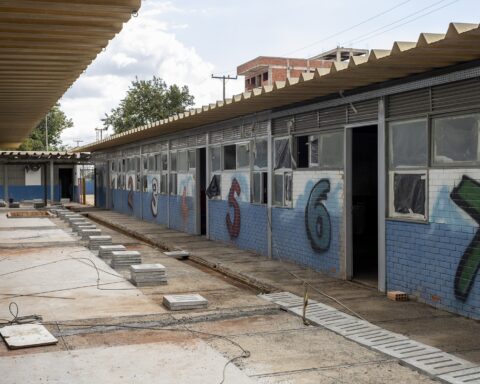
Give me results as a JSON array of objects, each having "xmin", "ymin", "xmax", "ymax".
[
  {"xmin": 377, "ymin": 98, "xmax": 387, "ymax": 292},
  {"xmin": 50, "ymin": 160, "xmax": 54, "ymax": 205}
]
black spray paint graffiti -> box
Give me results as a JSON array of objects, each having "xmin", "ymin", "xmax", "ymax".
[
  {"xmin": 127, "ymin": 175, "xmax": 134, "ymax": 210},
  {"xmin": 226, "ymin": 178, "xmax": 241, "ymax": 239},
  {"xmin": 450, "ymin": 175, "xmax": 480, "ymax": 302},
  {"xmin": 151, "ymin": 177, "xmax": 159, "ymax": 217},
  {"xmin": 305, "ymin": 179, "xmax": 331, "ymax": 253}
]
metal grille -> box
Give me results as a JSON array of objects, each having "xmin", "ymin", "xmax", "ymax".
[
  {"xmin": 348, "ymin": 99, "xmax": 378, "ymax": 123},
  {"xmin": 295, "ymin": 111, "xmax": 318, "ymax": 133},
  {"xmin": 187, "ymin": 136, "xmax": 197, "ymax": 148},
  {"xmin": 171, "ymin": 137, "xmax": 188, "ymax": 150},
  {"xmin": 196, "ymin": 134, "xmax": 207, "ymax": 146},
  {"xmin": 210, "ymin": 130, "xmax": 223, "ymax": 144},
  {"xmin": 223, "ymin": 126, "xmax": 242, "ymax": 142},
  {"xmin": 272, "ymin": 116, "xmax": 293, "ymax": 135},
  {"xmin": 432, "ymin": 77, "xmax": 480, "ymax": 111},
  {"xmin": 160, "ymin": 141, "xmax": 168, "ymax": 151},
  {"xmin": 319, "ymin": 105, "xmax": 347, "ymax": 129},
  {"xmin": 387, "ymin": 88, "xmax": 430, "ymax": 118}
]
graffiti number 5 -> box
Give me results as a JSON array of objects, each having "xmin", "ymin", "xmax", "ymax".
[
  {"xmin": 305, "ymin": 179, "xmax": 331, "ymax": 253},
  {"xmin": 226, "ymin": 178, "xmax": 241, "ymax": 238}
]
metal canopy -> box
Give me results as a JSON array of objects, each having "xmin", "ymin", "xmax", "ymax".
[
  {"xmin": 79, "ymin": 22, "xmax": 480, "ymax": 152},
  {"xmin": 0, "ymin": 0, "xmax": 141, "ymax": 149},
  {"xmin": 0, "ymin": 150, "xmax": 91, "ymax": 162}
]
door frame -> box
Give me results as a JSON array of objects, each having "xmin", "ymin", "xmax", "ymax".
[
  {"xmin": 343, "ymin": 117, "xmax": 386, "ymax": 292},
  {"xmin": 195, "ymin": 146, "xmax": 207, "ymax": 235}
]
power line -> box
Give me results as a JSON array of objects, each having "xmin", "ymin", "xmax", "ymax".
[
  {"xmin": 281, "ymin": 0, "xmax": 413, "ymax": 57},
  {"xmin": 211, "ymin": 74, "xmax": 238, "ymax": 101},
  {"xmin": 344, "ymin": 0, "xmax": 457, "ymax": 46}
]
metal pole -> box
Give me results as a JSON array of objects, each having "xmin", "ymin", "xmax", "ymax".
[
  {"xmin": 45, "ymin": 113, "xmax": 48, "ymax": 151},
  {"xmin": 50, "ymin": 160, "xmax": 54, "ymax": 205},
  {"xmin": 211, "ymin": 74, "xmax": 238, "ymax": 101}
]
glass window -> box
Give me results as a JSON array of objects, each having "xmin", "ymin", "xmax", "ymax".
[
  {"xmin": 390, "ymin": 172, "xmax": 426, "ymax": 219},
  {"xmin": 253, "ymin": 138, "xmax": 268, "ymax": 169},
  {"xmin": 155, "ymin": 154, "xmax": 161, "ymax": 171},
  {"xmin": 170, "ymin": 152, "xmax": 177, "ymax": 172},
  {"xmin": 188, "ymin": 150, "xmax": 196, "ymax": 169},
  {"xmin": 274, "ymin": 138, "xmax": 291, "ymax": 170},
  {"xmin": 252, "ymin": 172, "xmax": 261, "ymax": 203},
  {"xmin": 160, "ymin": 174, "xmax": 167, "ymax": 194},
  {"xmin": 161, "ymin": 153, "xmax": 168, "ymax": 171},
  {"xmin": 274, "ymin": 174, "xmax": 283, "ymax": 206},
  {"xmin": 224, "ymin": 145, "xmax": 236, "ymax": 170},
  {"xmin": 169, "ymin": 173, "xmax": 177, "ymax": 195},
  {"xmin": 389, "ymin": 119, "xmax": 427, "ymax": 168},
  {"xmin": 285, "ymin": 173, "xmax": 293, "ymax": 203},
  {"xmin": 210, "ymin": 146, "xmax": 221, "ymax": 173},
  {"xmin": 143, "ymin": 156, "xmax": 148, "ymax": 171},
  {"xmin": 309, "ymin": 136, "xmax": 319, "ymax": 166},
  {"xmin": 319, "ymin": 131, "xmax": 344, "ymax": 169},
  {"xmin": 136, "ymin": 157, "xmax": 141, "ymax": 173},
  {"xmin": 177, "ymin": 150, "xmax": 188, "ymax": 172},
  {"xmin": 148, "ymin": 156, "xmax": 155, "ymax": 172},
  {"xmin": 433, "ymin": 114, "xmax": 480, "ymax": 164},
  {"xmin": 295, "ymin": 136, "xmax": 309, "ymax": 168},
  {"xmin": 237, "ymin": 143, "xmax": 250, "ymax": 168}
]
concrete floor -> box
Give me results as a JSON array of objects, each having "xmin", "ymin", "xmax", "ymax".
[{"xmin": 0, "ymin": 207, "xmax": 460, "ymax": 383}]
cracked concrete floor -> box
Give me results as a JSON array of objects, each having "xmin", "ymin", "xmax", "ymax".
[{"xmin": 0, "ymin": 210, "xmax": 438, "ymax": 383}]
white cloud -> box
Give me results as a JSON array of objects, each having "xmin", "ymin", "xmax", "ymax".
[{"xmin": 60, "ymin": 1, "xmax": 243, "ymax": 147}]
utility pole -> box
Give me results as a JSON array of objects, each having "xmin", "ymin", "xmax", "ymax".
[
  {"xmin": 211, "ymin": 74, "xmax": 238, "ymax": 101},
  {"xmin": 45, "ymin": 113, "xmax": 49, "ymax": 151},
  {"xmin": 73, "ymin": 139, "xmax": 83, "ymax": 147},
  {"xmin": 95, "ymin": 127, "xmax": 107, "ymax": 141}
]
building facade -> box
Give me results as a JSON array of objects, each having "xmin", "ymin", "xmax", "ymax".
[{"xmin": 89, "ymin": 26, "xmax": 480, "ymax": 320}]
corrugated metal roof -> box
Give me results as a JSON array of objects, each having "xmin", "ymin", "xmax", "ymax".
[
  {"xmin": 0, "ymin": 151, "xmax": 90, "ymax": 160},
  {"xmin": 0, "ymin": 0, "xmax": 141, "ymax": 149},
  {"xmin": 79, "ymin": 22, "xmax": 480, "ymax": 152}
]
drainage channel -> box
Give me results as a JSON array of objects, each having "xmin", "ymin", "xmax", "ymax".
[{"xmin": 259, "ymin": 292, "xmax": 480, "ymax": 384}]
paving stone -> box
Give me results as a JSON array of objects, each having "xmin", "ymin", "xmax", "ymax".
[
  {"xmin": 163, "ymin": 294, "xmax": 208, "ymax": 310},
  {"xmin": 0, "ymin": 324, "xmax": 58, "ymax": 349},
  {"xmin": 439, "ymin": 367, "xmax": 480, "ymax": 384}
]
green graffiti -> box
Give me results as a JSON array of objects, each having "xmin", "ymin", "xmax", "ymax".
[{"xmin": 450, "ymin": 175, "xmax": 480, "ymax": 301}]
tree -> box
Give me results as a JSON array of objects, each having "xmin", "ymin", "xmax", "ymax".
[
  {"xmin": 18, "ymin": 103, "xmax": 73, "ymax": 151},
  {"xmin": 102, "ymin": 76, "xmax": 195, "ymax": 134}
]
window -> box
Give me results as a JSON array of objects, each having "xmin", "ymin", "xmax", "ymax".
[
  {"xmin": 318, "ymin": 131, "xmax": 344, "ymax": 169},
  {"xmin": 263, "ymin": 72, "xmax": 268, "ymax": 81},
  {"xmin": 142, "ymin": 175, "xmax": 148, "ymax": 192},
  {"xmin": 169, "ymin": 173, "xmax": 177, "ymax": 195},
  {"xmin": 136, "ymin": 157, "xmax": 141, "ymax": 173},
  {"xmin": 143, "ymin": 156, "xmax": 148, "ymax": 171},
  {"xmin": 148, "ymin": 155, "xmax": 155, "ymax": 172},
  {"xmin": 237, "ymin": 143, "xmax": 250, "ymax": 168},
  {"xmin": 274, "ymin": 137, "xmax": 292, "ymax": 170},
  {"xmin": 273, "ymin": 172, "xmax": 293, "ymax": 207},
  {"xmin": 388, "ymin": 119, "xmax": 427, "ymax": 221},
  {"xmin": 252, "ymin": 171, "xmax": 268, "ymax": 204},
  {"xmin": 309, "ymin": 136, "xmax": 319, "ymax": 166},
  {"xmin": 160, "ymin": 174, "xmax": 167, "ymax": 194},
  {"xmin": 177, "ymin": 150, "xmax": 188, "ymax": 172},
  {"xmin": 224, "ymin": 145, "xmax": 236, "ymax": 170},
  {"xmin": 295, "ymin": 136, "xmax": 309, "ymax": 168},
  {"xmin": 161, "ymin": 153, "xmax": 168, "ymax": 171},
  {"xmin": 210, "ymin": 146, "xmax": 221, "ymax": 172},
  {"xmin": 206, "ymin": 174, "xmax": 221, "ymax": 199},
  {"xmin": 389, "ymin": 119, "xmax": 427, "ymax": 168},
  {"xmin": 253, "ymin": 138, "xmax": 268, "ymax": 169},
  {"xmin": 155, "ymin": 154, "xmax": 161, "ymax": 171},
  {"xmin": 170, "ymin": 152, "xmax": 177, "ymax": 172},
  {"xmin": 433, "ymin": 113, "xmax": 480, "ymax": 165},
  {"xmin": 188, "ymin": 149, "xmax": 196, "ymax": 169}
]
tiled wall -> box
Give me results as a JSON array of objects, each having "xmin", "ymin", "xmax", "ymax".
[{"xmin": 387, "ymin": 169, "xmax": 480, "ymax": 319}]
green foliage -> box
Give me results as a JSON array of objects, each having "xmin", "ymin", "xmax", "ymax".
[
  {"xmin": 18, "ymin": 103, "xmax": 73, "ymax": 151},
  {"xmin": 102, "ymin": 76, "xmax": 195, "ymax": 134}
]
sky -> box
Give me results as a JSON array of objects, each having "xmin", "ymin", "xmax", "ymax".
[{"xmin": 59, "ymin": 0, "xmax": 480, "ymax": 147}]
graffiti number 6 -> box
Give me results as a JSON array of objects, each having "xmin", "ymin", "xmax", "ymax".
[{"xmin": 305, "ymin": 179, "xmax": 331, "ymax": 253}]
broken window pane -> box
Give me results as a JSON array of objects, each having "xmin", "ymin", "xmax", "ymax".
[
  {"xmin": 319, "ymin": 131, "xmax": 344, "ymax": 169},
  {"xmin": 210, "ymin": 146, "xmax": 221, "ymax": 172},
  {"xmin": 285, "ymin": 173, "xmax": 293, "ymax": 204},
  {"xmin": 177, "ymin": 150, "xmax": 188, "ymax": 172},
  {"xmin": 295, "ymin": 136, "xmax": 309, "ymax": 168},
  {"xmin": 161, "ymin": 154, "xmax": 168, "ymax": 171},
  {"xmin": 237, "ymin": 143, "xmax": 250, "ymax": 168},
  {"xmin": 433, "ymin": 114, "xmax": 480, "ymax": 164},
  {"xmin": 274, "ymin": 138, "xmax": 291, "ymax": 170},
  {"xmin": 274, "ymin": 174, "xmax": 284, "ymax": 206},
  {"xmin": 309, "ymin": 135, "xmax": 319, "ymax": 166},
  {"xmin": 224, "ymin": 145, "xmax": 236, "ymax": 170},
  {"xmin": 254, "ymin": 138, "xmax": 268, "ymax": 169},
  {"xmin": 393, "ymin": 173, "xmax": 426, "ymax": 216},
  {"xmin": 252, "ymin": 172, "xmax": 261, "ymax": 203},
  {"xmin": 389, "ymin": 119, "xmax": 427, "ymax": 168}
]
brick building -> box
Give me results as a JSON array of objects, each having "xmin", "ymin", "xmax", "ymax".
[
  {"xmin": 83, "ymin": 23, "xmax": 480, "ymax": 320},
  {"xmin": 237, "ymin": 47, "xmax": 368, "ymax": 91}
]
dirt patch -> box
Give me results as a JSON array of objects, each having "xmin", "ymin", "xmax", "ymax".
[{"xmin": 7, "ymin": 211, "xmax": 52, "ymax": 218}]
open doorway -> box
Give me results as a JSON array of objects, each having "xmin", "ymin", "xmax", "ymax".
[
  {"xmin": 351, "ymin": 126, "xmax": 378, "ymax": 286},
  {"xmin": 59, "ymin": 168, "xmax": 73, "ymax": 200},
  {"xmin": 198, "ymin": 148, "xmax": 207, "ymax": 235}
]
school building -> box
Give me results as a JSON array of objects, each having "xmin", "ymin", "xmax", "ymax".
[{"xmin": 82, "ymin": 23, "xmax": 480, "ymax": 319}]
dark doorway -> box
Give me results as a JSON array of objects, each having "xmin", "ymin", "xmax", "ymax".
[
  {"xmin": 198, "ymin": 148, "xmax": 207, "ymax": 235},
  {"xmin": 352, "ymin": 126, "xmax": 378, "ymax": 286},
  {"xmin": 59, "ymin": 168, "xmax": 73, "ymax": 200}
]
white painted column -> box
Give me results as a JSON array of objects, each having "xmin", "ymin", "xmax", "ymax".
[{"xmin": 377, "ymin": 98, "xmax": 387, "ymax": 292}]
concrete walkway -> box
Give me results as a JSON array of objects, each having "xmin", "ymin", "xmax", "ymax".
[{"xmin": 85, "ymin": 209, "xmax": 480, "ymax": 365}]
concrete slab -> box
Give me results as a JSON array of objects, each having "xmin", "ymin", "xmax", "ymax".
[
  {"xmin": 0, "ymin": 215, "xmax": 55, "ymax": 228},
  {"xmin": 0, "ymin": 246, "xmax": 163, "ymax": 321},
  {"xmin": 0, "ymin": 228, "xmax": 75, "ymax": 244},
  {"xmin": 0, "ymin": 324, "xmax": 58, "ymax": 349},
  {"xmin": 0, "ymin": 341, "xmax": 255, "ymax": 384}
]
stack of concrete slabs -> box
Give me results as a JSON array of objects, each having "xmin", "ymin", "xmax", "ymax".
[
  {"xmin": 130, "ymin": 264, "xmax": 167, "ymax": 286},
  {"xmin": 88, "ymin": 235, "xmax": 112, "ymax": 250},
  {"xmin": 98, "ymin": 245, "xmax": 126, "ymax": 259},
  {"xmin": 80, "ymin": 229, "xmax": 101, "ymax": 240},
  {"xmin": 162, "ymin": 294, "xmax": 208, "ymax": 311},
  {"xmin": 111, "ymin": 250, "xmax": 141, "ymax": 268}
]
